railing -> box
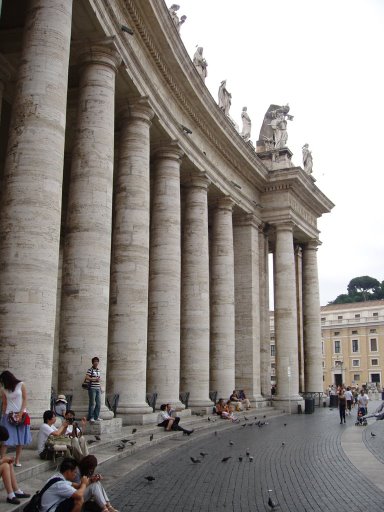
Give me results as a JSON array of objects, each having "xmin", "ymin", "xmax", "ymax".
[
  {"xmin": 300, "ymin": 391, "xmax": 325, "ymax": 407},
  {"xmin": 179, "ymin": 392, "xmax": 190, "ymax": 409},
  {"xmin": 105, "ymin": 393, "xmax": 120, "ymax": 417},
  {"xmin": 146, "ymin": 392, "xmax": 158, "ymax": 412}
]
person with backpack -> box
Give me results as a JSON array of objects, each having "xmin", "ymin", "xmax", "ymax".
[
  {"xmin": 38, "ymin": 458, "xmax": 89, "ymax": 512},
  {"xmin": 0, "ymin": 425, "xmax": 30, "ymax": 505}
]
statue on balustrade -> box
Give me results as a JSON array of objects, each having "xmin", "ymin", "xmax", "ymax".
[
  {"xmin": 257, "ymin": 104, "xmax": 294, "ymax": 150},
  {"xmin": 168, "ymin": 4, "xmax": 187, "ymax": 33},
  {"xmin": 218, "ymin": 80, "xmax": 232, "ymax": 116},
  {"xmin": 302, "ymin": 143, "xmax": 313, "ymax": 174},
  {"xmin": 193, "ymin": 47, "xmax": 208, "ymax": 82},
  {"xmin": 241, "ymin": 107, "xmax": 251, "ymax": 141}
]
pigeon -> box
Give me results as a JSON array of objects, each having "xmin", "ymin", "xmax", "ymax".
[
  {"xmin": 145, "ymin": 476, "xmax": 155, "ymax": 482},
  {"xmin": 254, "ymin": 417, "xmax": 257, "ymax": 420},
  {"xmin": 87, "ymin": 439, "xmax": 97, "ymax": 445},
  {"xmin": 246, "ymin": 449, "xmax": 250, "ymax": 456},
  {"xmin": 95, "ymin": 435, "xmax": 101, "ymax": 441},
  {"xmin": 214, "ymin": 431, "xmax": 218, "ymax": 436},
  {"xmin": 248, "ymin": 423, "xmax": 254, "ymax": 427},
  {"xmin": 128, "ymin": 440, "xmax": 136, "ymax": 445},
  {"xmin": 121, "ymin": 439, "xmax": 129, "ymax": 443},
  {"xmin": 190, "ymin": 457, "xmax": 201, "ymax": 464},
  {"xmin": 371, "ymin": 432, "xmax": 377, "ymax": 437},
  {"xmin": 282, "ymin": 442, "xmax": 285, "ymax": 447},
  {"xmin": 150, "ymin": 434, "xmax": 154, "ymax": 441},
  {"xmin": 238, "ymin": 457, "xmax": 243, "ymax": 462},
  {"xmin": 241, "ymin": 424, "xmax": 247, "ymax": 428},
  {"xmin": 207, "ymin": 417, "xmax": 211, "ymax": 422},
  {"xmin": 200, "ymin": 452, "xmax": 208, "ymax": 458},
  {"xmin": 268, "ymin": 495, "xmax": 279, "ymax": 509},
  {"xmin": 244, "ymin": 417, "xmax": 249, "ymax": 421},
  {"xmin": 249, "ymin": 456, "xmax": 254, "ymax": 462},
  {"xmin": 229, "ymin": 441, "xmax": 234, "ymax": 446},
  {"xmin": 284, "ymin": 423, "xmax": 287, "ymax": 427},
  {"xmin": 132, "ymin": 428, "xmax": 137, "ymax": 434},
  {"xmin": 117, "ymin": 444, "xmax": 125, "ymax": 451},
  {"xmin": 221, "ymin": 456, "xmax": 231, "ymax": 462}
]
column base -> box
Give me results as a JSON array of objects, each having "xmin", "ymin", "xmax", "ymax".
[
  {"xmin": 272, "ymin": 396, "xmax": 304, "ymax": 414},
  {"xmin": 84, "ymin": 417, "xmax": 122, "ymax": 435}
]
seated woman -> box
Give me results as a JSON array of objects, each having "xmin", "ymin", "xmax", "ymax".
[
  {"xmin": 157, "ymin": 404, "xmax": 193, "ymax": 435},
  {"xmin": 0, "ymin": 426, "xmax": 30, "ymax": 505},
  {"xmin": 54, "ymin": 394, "xmax": 68, "ymax": 419},
  {"xmin": 230, "ymin": 390, "xmax": 251, "ymax": 411},
  {"xmin": 215, "ymin": 399, "xmax": 239, "ymax": 422},
  {"xmin": 63, "ymin": 410, "xmax": 89, "ymax": 462},
  {"xmin": 78, "ymin": 455, "xmax": 118, "ymax": 512}
]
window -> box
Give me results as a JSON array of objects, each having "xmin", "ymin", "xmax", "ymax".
[
  {"xmin": 372, "ymin": 359, "xmax": 379, "ymax": 366},
  {"xmin": 334, "ymin": 331, "xmax": 340, "ymax": 336},
  {"xmin": 352, "ymin": 359, "xmax": 360, "ymax": 367},
  {"xmin": 321, "ymin": 317, "xmax": 326, "ymax": 322},
  {"xmin": 373, "ymin": 312, "xmax": 378, "ymax": 317},
  {"xmin": 355, "ymin": 314, "xmax": 360, "ymax": 319},
  {"xmin": 354, "ymin": 374, "xmax": 360, "ymax": 381},
  {"xmin": 270, "ymin": 345, "xmax": 276, "ymax": 357},
  {"xmin": 352, "ymin": 330, "xmax": 358, "ymax": 334},
  {"xmin": 370, "ymin": 329, "xmax": 377, "ymax": 333},
  {"xmin": 352, "ymin": 339, "xmax": 359, "ymax": 353},
  {"xmin": 370, "ymin": 338, "xmax": 378, "ymax": 352},
  {"xmin": 321, "ymin": 342, "xmax": 324, "ymax": 355},
  {"xmin": 338, "ymin": 315, "xmax": 343, "ymax": 320},
  {"xmin": 322, "ymin": 361, "xmax": 325, "ymax": 368},
  {"xmin": 334, "ymin": 340, "xmax": 341, "ymax": 354},
  {"xmin": 271, "ymin": 363, "xmax": 276, "ymax": 369}
]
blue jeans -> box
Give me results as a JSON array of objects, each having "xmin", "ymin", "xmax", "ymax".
[{"xmin": 88, "ymin": 388, "xmax": 101, "ymax": 420}]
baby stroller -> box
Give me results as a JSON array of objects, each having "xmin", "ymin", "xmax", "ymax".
[{"xmin": 355, "ymin": 406, "xmax": 368, "ymax": 426}]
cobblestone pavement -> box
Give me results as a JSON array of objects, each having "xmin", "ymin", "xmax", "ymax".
[{"xmin": 106, "ymin": 407, "xmax": 384, "ymax": 512}]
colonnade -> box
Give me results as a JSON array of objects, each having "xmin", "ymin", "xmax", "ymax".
[{"xmin": 0, "ymin": 0, "xmax": 325, "ymax": 423}]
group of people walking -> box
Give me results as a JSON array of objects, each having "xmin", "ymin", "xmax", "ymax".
[{"xmin": 337, "ymin": 386, "xmax": 369, "ymax": 424}]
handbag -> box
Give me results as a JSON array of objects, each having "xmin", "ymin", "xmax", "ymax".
[
  {"xmin": 82, "ymin": 379, "xmax": 89, "ymax": 390},
  {"xmin": 7, "ymin": 411, "xmax": 27, "ymax": 426}
]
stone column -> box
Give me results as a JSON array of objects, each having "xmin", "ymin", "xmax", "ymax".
[
  {"xmin": 0, "ymin": 0, "xmax": 73, "ymax": 419},
  {"xmin": 273, "ymin": 222, "xmax": 302, "ymax": 409},
  {"xmin": 210, "ymin": 196, "xmax": 235, "ymax": 398},
  {"xmin": 147, "ymin": 143, "xmax": 184, "ymax": 407},
  {"xmin": 233, "ymin": 213, "xmax": 263, "ymax": 403},
  {"xmin": 259, "ymin": 226, "xmax": 271, "ymax": 398},
  {"xmin": 0, "ymin": 54, "xmax": 12, "ymax": 126},
  {"xmin": 302, "ymin": 240, "xmax": 323, "ymax": 392},
  {"xmin": 180, "ymin": 172, "xmax": 212, "ymax": 408},
  {"xmin": 295, "ymin": 245, "xmax": 305, "ymax": 393},
  {"xmin": 59, "ymin": 45, "xmax": 121, "ymax": 419},
  {"xmin": 107, "ymin": 98, "xmax": 154, "ymax": 423}
]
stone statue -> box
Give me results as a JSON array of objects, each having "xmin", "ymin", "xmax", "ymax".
[
  {"xmin": 218, "ymin": 80, "xmax": 231, "ymax": 116},
  {"xmin": 241, "ymin": 107, "xmax": 251, "ymax": 141},
  {"xmin": 257, "ymin": 104, "xmax": 294, "ymax": 150},
  {"xmin": 193, "ymin": 47, "xmax": 208, "ymax": 82},
  {"xmin": 302, "ymin": 144, "xmax": 313, "ymax": 174},
  {"xmin": 168, "ymin": 4, "xmax": 186, "ymax": 33}
]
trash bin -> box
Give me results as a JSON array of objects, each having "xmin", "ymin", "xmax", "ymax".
[
  {"xmin": 329, "ymin": 394, "xmax": 338, "ymax": 407},
  {"xmin": 305, "ymin": 398, "xmax": 315, "ymax": 414}
]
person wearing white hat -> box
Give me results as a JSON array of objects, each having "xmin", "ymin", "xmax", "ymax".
[{"xmin": 54, "ymin": 395, "xmax": 68, "ymax": 419}]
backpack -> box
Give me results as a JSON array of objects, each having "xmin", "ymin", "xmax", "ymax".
[{"xmin": 23, "ymin": 477, "xmax": 62, "ymax": 512}]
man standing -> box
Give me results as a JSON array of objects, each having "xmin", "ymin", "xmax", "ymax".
[
  {"xmin": 40, "ymin": 458, "xmax": 89, "ymax": 512},
  {"xmin": 344, "ymin": 387, "xmax": 353, "ymax": 415},
  {"xmin": 85, "ymin": 357, "xmax": 102, "ymax": 423}
]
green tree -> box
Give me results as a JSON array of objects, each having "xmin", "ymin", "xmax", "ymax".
[{"xmin": 347, "ymin": 276, "xmax": 381, "ymax": 301}]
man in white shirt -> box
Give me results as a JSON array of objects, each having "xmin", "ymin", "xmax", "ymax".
[
  {"xmin": 37, "ymin": 411, "xmax": 68, "ymax": 460},
  {"xmin": 357, "ymin": 389, "xmax": 369, "ymax": 415},
  {"xmin": 344, "ymin": 387, "xmax": 353, "ymax": 415},
  {"xmin": 40, "ymin": 458, "xmax": 89, "ymax": 512}
]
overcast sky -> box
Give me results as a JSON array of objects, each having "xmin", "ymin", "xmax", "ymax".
[{"xmin": 173, "ymin": 0, "xmax": 384, "ymax": 306}]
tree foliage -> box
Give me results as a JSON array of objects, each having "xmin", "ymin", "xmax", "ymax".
[{"xmin": 330, "ymin": 276, "xmax": 384, "ymax": 304}]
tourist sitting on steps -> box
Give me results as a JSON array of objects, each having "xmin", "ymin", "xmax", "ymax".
[
  {"xmin": 157, "ymin": 404, "xmax": 193, "ymax": 435},
  {"xmin": 0, "ymin": 425, "xmax": 30, "ymax": 505},
  {"xmin": 77, "ymin": 455, "xmax": 119, "ymax": 512}
]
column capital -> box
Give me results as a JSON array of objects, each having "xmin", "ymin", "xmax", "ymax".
[
  {"xmin": 184, "ymin": 171, "xmax": 210, "ymax": 190},
  {"xmin": 78, "ymin": 44, "xmax": 122, "ymax": 72},
  {"xmin": 119, "ymin": 97, "xmax": 154, "ymax": 126},
  {"xmin": 214, "ymin": 195, "xmax": 235, "ymax": 212},
  {"xmin": 233, "ymin": 211, "xmax": 261, "ymax": 229},
  {"xmin": 304, "ymin": 239, "xmax": 321, "ymax": 251},
  {"xmin": 274, "ymin": 221, "xmax": 294, "ymax": 233},
  {"xmin": 152, "ymin": 141, "xmax": 184, "ymax": 162}
]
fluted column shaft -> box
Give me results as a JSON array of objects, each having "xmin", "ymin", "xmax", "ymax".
[
  {"xmin": 147, "ymin": 144, "xmax": 184, "ymax": 406},
  {"xmin": 0, "ymin": 0, "xmax": 72, "ymax": 418},
  {"xmin": 259, "ymin": 227, "xmax": 271, "ymax": 398},
  {"xmin": 302, "ymin": 240, "xmax": 323, "ymax": 391},
  {"xmin": 107, "ymin": 99, "xmax": 154, "ymax": 421},
  {"xmin": 210, "ymin": 197, "xmax": 235, "ymax": 398},
  {"xmin": 233, "ymin": 214, "xmax": 262, "ymax": 402},
  {"xmin": 180, "ymin": 173, "xmax": 211, "ymax": 407},
  {"xmin": 295, "ymin": 246, "xmax": 305, "ymax": 392},
  {"xmin": 273, "ymin": 222, "xmax": 301, "ymax": 402},
  {"xmin": 59, "ymin": 46, "xmax": 121, "ymax": 418}
]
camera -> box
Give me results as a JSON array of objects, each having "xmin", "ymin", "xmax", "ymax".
[{"xmin": 66, "ymin": 417, "xmax": 74, "ymax": 424}]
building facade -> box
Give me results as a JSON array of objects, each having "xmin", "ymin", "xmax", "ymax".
[
  {"xmin": 321, "ymin": 300, "xmax": 384, "ymax": 390},
  {"xmin": 0, "ymin": 0, "xmax": 333, "ymax": 424}
]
